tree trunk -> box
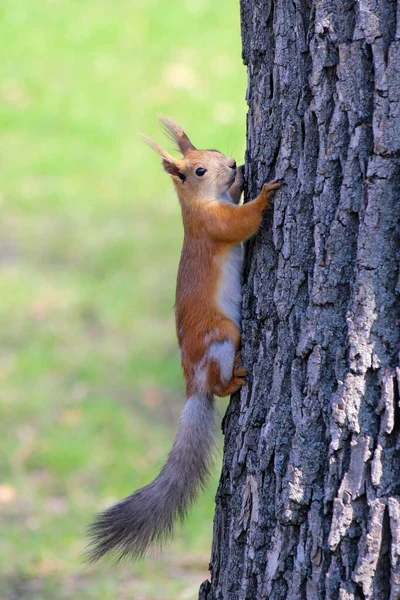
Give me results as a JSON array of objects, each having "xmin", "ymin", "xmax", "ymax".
[{"xmin": 200, "ymin": 1, "xmax": 400, "ymax": 598}]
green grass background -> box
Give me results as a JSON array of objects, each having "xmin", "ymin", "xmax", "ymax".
[{"xmin": 0, "ymin": 1, "xmax": 246, "ymax": 598}]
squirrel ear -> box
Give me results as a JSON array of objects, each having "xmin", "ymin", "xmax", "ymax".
[
  {"xmin": 140, "ymin": 132, "xmax": 186, "ymax": 182},
  {"xmin": 162, "ymin": 158, "xmax": 186, "ymax": 183},
  {"xmin": 158, "ymin": 116, "xmax": 196, "ymax": 156}
]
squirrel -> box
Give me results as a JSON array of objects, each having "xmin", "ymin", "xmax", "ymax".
[{"xmin": 87, "ymin": 117, "xmax": 281, "ymax": 562}]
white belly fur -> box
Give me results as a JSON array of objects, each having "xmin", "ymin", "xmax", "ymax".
[{"xmin": 216, "ymin": 244, "xmax": 243, "ymax": 328}]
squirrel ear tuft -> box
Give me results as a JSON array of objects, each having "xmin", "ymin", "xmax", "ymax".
[
  {"xmin": 140, "ymin": 133, "xmax": 173, "ymax": 161},
  {"xmin": 140, "ymin": 132, "xmax": 186, "ymax": 182},
  {"xmin": 158, "ymin": 116, "xmax": 196, "ymax": 156}
]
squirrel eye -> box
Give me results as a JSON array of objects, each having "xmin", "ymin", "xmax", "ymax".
[{"xmin": 195, "ymin": 167, "xmax": 207, "ymax": 177}]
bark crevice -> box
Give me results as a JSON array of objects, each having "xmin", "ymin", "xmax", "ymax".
[{"xmin": 201, "ymin": 1, "xmax": 400, "ymax": 598}]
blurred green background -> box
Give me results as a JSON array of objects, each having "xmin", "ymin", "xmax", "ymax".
[{"xmin": 0, "ymin": 1, "xmax": 246, "ymax": 598}]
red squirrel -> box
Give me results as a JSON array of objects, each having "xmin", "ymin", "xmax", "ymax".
[{"xmin": 87, "ymin": 117, "xmax": 281, "ymax": 561}]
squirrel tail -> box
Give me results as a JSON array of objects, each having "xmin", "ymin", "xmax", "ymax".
[{"xmin": 86, "ymin": 392, "xmax": 215, "ymax": 562}]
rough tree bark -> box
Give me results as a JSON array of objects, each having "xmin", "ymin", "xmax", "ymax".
[{"xmin": 200, "ymin": 1, "xmax": 400, "ymax": 598}]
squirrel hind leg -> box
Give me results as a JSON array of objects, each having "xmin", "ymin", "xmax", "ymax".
[
  {"xmin": 205, "ymin": 341, "xmax": 246, "ymax": 398},
  {"xmin": 207, "ymin": 340, "xmax": 235, "ymax": 384},
  {"xmin": 211, "ymin": 372, "xmax": 246, "ymax": 398}
]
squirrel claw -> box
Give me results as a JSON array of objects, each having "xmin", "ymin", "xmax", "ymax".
[
  {"xmin": 234, "ymin": 367, "xmax": 248, "ymax": 378},
  {"xmin": 262, "ymin": 180, "xmax": 282, "ymax": 193}
]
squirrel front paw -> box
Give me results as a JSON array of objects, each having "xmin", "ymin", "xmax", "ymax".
[
  {"xmin": 229, "ymin": 165, "xmax": 246, "ymax": 204},
  {"xmin": 259, "ymin": 179, "xmax": 282, "ymax": 206},
  {"xmin": 262, "ymin": 179, "xmax": 282, "ymax": 195},
  {"xmin": 236, "ymin": 164, "xmax": 245, "ymax": 183}
]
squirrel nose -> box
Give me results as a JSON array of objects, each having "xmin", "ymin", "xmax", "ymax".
[{"xmin": 229, "ymin": 160, "xmax": 236, "ymax": 169}]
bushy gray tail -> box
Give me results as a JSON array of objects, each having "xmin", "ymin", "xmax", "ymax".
[{"xmin": 87, "ymin": 393, "xmax": 215, "ymax": 562}]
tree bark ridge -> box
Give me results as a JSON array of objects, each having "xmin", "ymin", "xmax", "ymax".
[{"xmin": 200, "ymin": 0, "xmax": 400, "ymax": 598}]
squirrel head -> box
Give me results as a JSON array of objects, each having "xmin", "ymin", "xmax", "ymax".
[{"xmin": 141, "ymin": 117, "xmax": 237, "ymax": 201}]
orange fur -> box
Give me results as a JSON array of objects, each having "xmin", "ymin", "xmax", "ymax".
[
  {"xmin": 87, "ymin": 119, "xmax": 282, "ymax": 562},
  {"xmin": 144, "ymin": 118, "xmax": 281, "ymax": 398}
]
